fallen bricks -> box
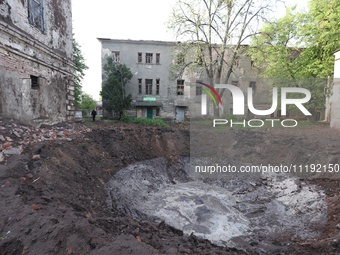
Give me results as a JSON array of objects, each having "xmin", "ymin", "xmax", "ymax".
[{"xmin": 0, "ymin": 119, "xmax": 92, "ymax": 163}]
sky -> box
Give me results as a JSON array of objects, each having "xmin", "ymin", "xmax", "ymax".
[
  {"xmin": 72, "ymin": 0, "xmax": 177, "ymax": 100},
  {"xmin": 71, "ymin": 0, "xmax": 306, "ymax": 101}
]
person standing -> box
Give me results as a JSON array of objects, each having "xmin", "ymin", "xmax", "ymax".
[{"xmin": 91, "ymin": 109, "xmax": 97, "ymax": 122}]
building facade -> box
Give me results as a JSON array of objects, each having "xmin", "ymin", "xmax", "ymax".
[
  {"xmin": 330, "ymin": 50, "xmax": 340, "ymax": 129},
  {"xmin": 0, "ymin": 0, "xmax": 74, "ymax": 126},
  {"xmin": 99, "ymin": 39, "xmax": 273, "ymax": 120}
]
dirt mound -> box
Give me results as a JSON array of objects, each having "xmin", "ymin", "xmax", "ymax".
[{"xmin": 0, "ymin": 120, "xmax": 340, "ymax": 254}]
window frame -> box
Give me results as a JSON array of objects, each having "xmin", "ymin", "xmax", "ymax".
[
  {"xmin": 156, "ymin": 79, "xmax": 160, "ymax": 95},
  {"xmin": 138, "ymin": 78, "xmax": 142, "ymax": 95},
  {"xmin": 145, "ymin": 53, "xmax": 153, "ymax": 64},
  {"xmin": 145, "ymin": 79, "xmax": 153, "ymax": 95},
  {"xmin": 156, "ymin": 53, "xmax": 160, "ymax": 64},
  {"xmin": 176, "ymin": 79, "xmax": 185, "ymax": 96},
  {"xmin": 138, "ymin": 52, "xmax": 142, "ymax": 63},
  {"xmin": 28, "ymin": 0, "xmax": 45, "ymax": 33}
]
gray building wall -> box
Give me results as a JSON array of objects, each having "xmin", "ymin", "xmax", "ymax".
[
  {"xmin": 99, "ymin": 39, "xmax": 185, "ymax": 119},
  {"xmin": 99, "ymin": 39, "xmax": 274, "ymax": 120},
  {"xmin": 0, "ymin": 0, "xmax": 74, "ymax": 126}
]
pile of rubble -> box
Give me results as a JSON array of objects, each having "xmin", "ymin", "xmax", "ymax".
[{"xmin": 0, "ymin": 119, "xmax": 92, "ymax": 163}]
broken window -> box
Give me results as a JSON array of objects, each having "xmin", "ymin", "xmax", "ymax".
[
  {"xmin": 177, "ymin": 80, "xmax": 185, "ymax": 95},
  {"xmin": 28, "ymin": 0, "xmax": 45, "ymax": 33},
  {"xmin": 156, "ymin": 79, "xmax": 160, "ymax": 95},
  {"xmin": 138, "ymin": 78, "xmax": 142, "ymax": 94},
  {"xmin": 145, "ymin": 79, "xmax": 153, "ymax": 95},
  {"xmin": 138, "ymin": 52, "xmax": 142, "ymax": 63},
  {"xmin": 156, "ymin": 53, "xmax": 160, "ymax": 64},
  {"xmin": 145, "ymin": 53, "xmax": 153, "ymax": 64},
  {"xmin": 30, "ymin": 75, "xmax": 40, "ymax": 89},
  {"xmin": 112, "ymin": 51, "xmax": 120, "ymax": 62}
]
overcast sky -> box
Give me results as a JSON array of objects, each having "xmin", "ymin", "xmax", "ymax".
[
  {"xmin": 71, "ymin": 0, "xmax": 305, "ymax": 101},
  {"xmin": 72, "ymin": 0, "xmax": 176, "ymax": 100}
]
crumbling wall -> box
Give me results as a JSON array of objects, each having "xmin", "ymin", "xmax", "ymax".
[{"xmin": 0, "ymin": 0, "xmax": 74, "ymax": 126}]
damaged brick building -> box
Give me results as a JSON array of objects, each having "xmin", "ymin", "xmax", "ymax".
[{"xmin": 0, "ymin": 0, "xmax": 74, "ymax": 126}]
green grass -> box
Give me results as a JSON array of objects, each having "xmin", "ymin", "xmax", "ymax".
[{"xmin": 120, "ymin": 115, "xmax": 169, "ymax": 127}]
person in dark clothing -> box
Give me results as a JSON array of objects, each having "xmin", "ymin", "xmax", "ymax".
[{"xmin": 91, "ymin": 109, "xmax": 97, "ymax": 122}]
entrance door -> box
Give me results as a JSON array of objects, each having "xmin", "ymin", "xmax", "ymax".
[
  {"xmin": 176, "ymin": 107, "xmax": 185, "ymax": 122},
  {"xmin": 147, "ymin": 108, "xmax": 153, "ymax": 119}
]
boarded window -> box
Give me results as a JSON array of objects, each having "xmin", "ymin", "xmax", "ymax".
[
  {"xmin": 31, "ymin": 75, "xmax": 40, "ymax": 89},
  {"xmin": 145, "ymin": 53, "xmax": 153, "ymax": 64},
  {"xmin": 177, "ymin": 80, "xmax": 184, "ymax": 95},
  {"xmin": 138, "ymin": 79, "xmax": 142, "ymax": 94},
  {"xmin": 156, "ymin": 53, "xmax": 160, "ymax": 64},
  {"xmin": 28, "ymin": 0, "xmax": 44, "ymax": 32},
  {"xmin": 156, "ymin": 79, "xmax": 160, "ymax": 95},
  {"xmin": 112, "ymin": 51, "xmax": 120, "ymax": 62},
  {"xmin": 145, "ymin": 79, "xmax": 153, "ymax": 95},
  {"xmin": 138, "ymin": 52, "xmax": 142, "ymax": 63}
]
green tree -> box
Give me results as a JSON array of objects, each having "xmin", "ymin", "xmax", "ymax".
[
  {"xmin": 80, "ymin": 93, "xmax": 97, "ymax": 112},
  {"xmin": 168, "ymin": 0, "xmax": 276, "ymax": 92},
  {"xmin": 73, "ymin": 38, "xmax": 88, "ymax": 108},
  {"xmin": 249, "ymin": 0, "xmax": 340, "ymax": 112},
  {"xmin": 101, "ymin": 57, "xmax": 133, "ymax": 114}
]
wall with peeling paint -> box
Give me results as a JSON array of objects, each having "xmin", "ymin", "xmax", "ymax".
[{"xmin": 0, "ymin": 0, "xmax": 74, "ymax": 126}]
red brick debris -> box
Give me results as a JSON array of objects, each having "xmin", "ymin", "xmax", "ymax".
[{"xmin": 0, "ymin": 119, "xmax": 92, "ymax": 163}]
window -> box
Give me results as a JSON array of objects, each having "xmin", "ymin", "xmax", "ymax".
[
  {"xmin": 138, "ymin": 79, "xmax": 142, "ymax": 94},
  {"xmin": 145, "ymin": 53, "xmax": 153, "ymax": 64},
  {"xmin": 145, "ymin": 79, "xmax": 153, "ymax": 95},
  {"xmin": 28, "ymin": 0, "xmax": 44, "ymax": 32},
  {"xmin": 231, "ymin": 80, "xmax": 239, "ymax": 87},
  {"xmin": 196, "ymin": 86, "xmax": 202, "ymax": 96},
  {"xmin": 177, "ymin": 80, "xmax": 184, "ymax": 95},
  {"xmin": 156, "ymin": 53, "xmax": 160, "ymax": 64},
  {"xmin": 112, "ymin": 51, "xmax": 120, "ymax": 62},
  {"xmin": 31, "ymin": 75, "xmax": 40, "ymax": 89},
  {"xmin": 156, "ymin": 79, "xmax": 160, "ymax": 95},
  {"xmin": 249, "ymin": 81, "xmax": 256, "ymax": 93},
  {"xmin": 138, "ymin": 52, "xmax": 142, "ymax": 63}
]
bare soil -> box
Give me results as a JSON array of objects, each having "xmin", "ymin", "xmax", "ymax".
[{"xmin": 1, "ymin": 119, "xmax": 340, "ymax": 255}]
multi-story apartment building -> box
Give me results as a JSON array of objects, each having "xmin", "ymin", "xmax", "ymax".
[
  {"xmin": 98, "ymin": 39, "xmax": 192, "ymax": 121},
  {"xmin": 98, "ymin": 39, "xmax": 273, "ymax": 120},
  {"xmin": 0, "ymin": 0, "xmax": 74, "ymax": 126}
]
